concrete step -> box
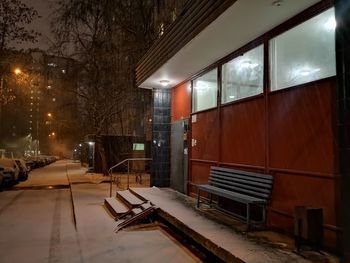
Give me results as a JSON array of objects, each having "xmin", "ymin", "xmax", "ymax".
[
  {"xmin": 117, "ymin": 190, "xmax": 145, "ymax": 208},
  {"xmin": 132, "ymin": 208, "xmax": 143, "ymax": 215},
  {"xmin": 141, "ymin": 201, "xmax": 153, "ymax": 210},
  {"xmin": 104, "ymin": 197, "xmax": 129, "ymax": 219}
]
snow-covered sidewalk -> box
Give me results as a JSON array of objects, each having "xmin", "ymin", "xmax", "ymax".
[{"xmin": 65, "ymin": 163, "xmax": 338, "ymax": 263}]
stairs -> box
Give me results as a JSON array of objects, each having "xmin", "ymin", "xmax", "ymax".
[{"xmin": 104, "ymin": 189, "xmax": 157, "ymax": 231}]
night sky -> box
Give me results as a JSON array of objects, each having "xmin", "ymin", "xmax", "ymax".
[{"xmin": 14, "ymin": 0, "xmax": 55, "ymax": 51}]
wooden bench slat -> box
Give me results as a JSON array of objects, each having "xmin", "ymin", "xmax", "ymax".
[
  {"xmin": 196, "ymin": 166, "xmax": 274, "ymax": 227},
  {"xmin": 197, "ymin": 184, "xmax": 266, "ymax": 204},
  {"xmin": 209, "ymin": 177, "xmax": 271, "ymax": 195},
  {"xmin": 209, "ymin": 180, "xmax": 270, "ymax": 199},
  {"xmin": 212, "ymin": 166, "xmax": 273, "ymax": 180},
  {"xmin": 209, "ymin": 173, "xmax": 272, "ymax": 189},
  {"xmin": 211, "ymin": 170, "xmax": 273, "ymax": 185}
]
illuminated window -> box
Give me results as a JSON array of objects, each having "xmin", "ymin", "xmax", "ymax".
[
  {"xmin": 222, "ymin": 45, "xmax": 263, "ymax": 104},
  {"xmin": 133, "ymin": 143, "xmax": 144, "ymax": 151},
  {"xmin": 192, "ymin": 68, "xmax": 218, "ymax": 112},
  {"xmin": 269, "ymin": 8, "xmax": 336, "ymax": 91}
]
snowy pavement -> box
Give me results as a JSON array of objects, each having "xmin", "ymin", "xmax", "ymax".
[
  {"xmin": 0, "ymin": 160, "xmax": 201, "ymax": 263},
  {"xmin": 0, "ymin": 160, "xmax": 338, "ymax": 263}
]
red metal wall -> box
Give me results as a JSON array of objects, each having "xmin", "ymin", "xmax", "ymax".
[
  {"xmin": 171, "ymin": 82, "xmax": 191, "ymax": 122},
  {"xmin": 221, "ymin": 97, "xmax": 265, "ymax": 167},
  {"xmin": 267, "ymin": 78, "xmax": 338, "ymax": 249},
  {"xmin": 184, "ymin": 77, "xmax": 338, "ymax": 249}
]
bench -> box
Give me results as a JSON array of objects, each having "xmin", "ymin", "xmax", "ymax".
[{"xmin": 196, "ymin": 166, "xmax": 273, "ymax": 227}]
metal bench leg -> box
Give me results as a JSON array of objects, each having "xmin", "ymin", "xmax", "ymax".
[
  {"xmin": 209, "ymin": 193, "xmax": 212, "ymax": 207},
  {"xmin": 197, "ymin": 189, "xmax": 200, "ymax": 208},
  {"xmin": 262, "ymin": 204, "xmax": 266, "ymax": 224},
  {"xmin": 246, "ymin": 203, "xmax": 250, "ymax": 231}
]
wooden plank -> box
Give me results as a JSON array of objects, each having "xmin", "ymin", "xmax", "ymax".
[
  {"xmin": 210, "ymin": 173, "xmax": 273, "ymax": 188},
  {"xmin": 209, "ymin": 177, "xmax": 271, "ymax": 194},
  {"xmin": 198, "ymin": 184, "xmax": 266, "ymax": 203},
  {"xmin": 209, "ymin": 181, "xmax": 270, "ymax": 199},
  {"xmin": 211, "ymin": 171, "xmax": 273, "ymax": 185},
  {"xmin": 211, "ymin": 166, "xmax": 273, "ymax": 180}
]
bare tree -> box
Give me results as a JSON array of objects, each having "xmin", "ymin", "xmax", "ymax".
[
  {"xmin": 52, "ymin": 0, "xmax": 186, "ymax": 174},
  {"xmin": 0, "ymin": 0, "xmax": 40, "ymax": 106}
]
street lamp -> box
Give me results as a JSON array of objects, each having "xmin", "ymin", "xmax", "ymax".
[{"xmin": 14, "ymin": 68, "xmax": 22, "ymax": 75}]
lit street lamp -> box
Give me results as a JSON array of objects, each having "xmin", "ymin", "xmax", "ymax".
[{"xmin": 14, "ymin": 68, "xmax": 22, "ymax": 75}]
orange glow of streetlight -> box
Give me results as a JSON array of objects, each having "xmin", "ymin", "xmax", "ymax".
[
  {"xmin": 51, "ymin": 132, "xmax": 56, "ymax": 136},
  {"xmin": 14, "ymin": 68, "xmax": 22, "ymax": 75},
  {"xmin": 47, "ymin": 113, "xmax": 52, "ymax": 118}
]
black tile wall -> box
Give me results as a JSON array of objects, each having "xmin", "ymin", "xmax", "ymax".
[{"xmin": 151, "ymin": 88, "xmax": 171, "ymax": 187}]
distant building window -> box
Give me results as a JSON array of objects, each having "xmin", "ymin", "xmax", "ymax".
[
  {"xmin": 192, "ymin": 68, "xmax": 218, "ymax": 112},
  {"xmin": 47, "ymin": 63, "xmax": 57, "ymax": 67},
  {"xmin": 133, "ymin": 143, "xmax": 145, "ymax": 151},
  {"xmin": 269, "ymin": 8, "xmax": 336, "ymax": 91},
  {"xmin": 222, "ymin": 45, "xmax": 264, "ymax": 104}
]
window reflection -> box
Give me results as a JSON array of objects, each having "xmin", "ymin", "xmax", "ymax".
[
  {"xmin": 192, "ymin": 68, "xmax": 218, "ymax": 112},
  {"xmin": 269, "ymin": 8, "xmax": 336, "ymax": 91},
  {"xmin": 222, "ymin": 45, "xmax": 264, "ymax": 104}
]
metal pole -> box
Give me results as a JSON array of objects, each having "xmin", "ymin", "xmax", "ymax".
[
  {"xmin": 127, "ymin": 160, "xmax": 130, "ymax": 190},
  {"xmin": 109, "ymin": 170, "xmax": 112, "ymax": 198}
]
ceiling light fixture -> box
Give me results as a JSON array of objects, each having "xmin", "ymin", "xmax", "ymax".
[
  {"xmin": 272, "ymin": 0, "xmax": 283, "ymax": 7},
  {"xmin": 160, "ymin": 80, "xmax": 170, "ymax": 87}
]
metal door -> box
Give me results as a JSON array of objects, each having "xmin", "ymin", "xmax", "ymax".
[{"xmin": 170, "ymin": 119, "xmax": 189, "ymax": 194}]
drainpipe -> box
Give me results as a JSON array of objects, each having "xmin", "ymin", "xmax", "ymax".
[{"xmin": 335, "ymin": 0, "xmax": 350, "ymax": 260}]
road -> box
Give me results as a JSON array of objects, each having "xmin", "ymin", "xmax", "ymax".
[{"xmin": 0, "ymin": 160, "xmax": 201, "ymax": 263}]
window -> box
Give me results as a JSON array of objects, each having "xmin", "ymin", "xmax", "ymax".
[
  {"xmin": 133, "ymin": 143, "xmax": 145, "ymax": 151},
  {"xmin": 269, "ymin": 8, "xmax": 336, "ymax": 91},
  {"xmin": 192, "ymin": 68, "xmax": 218, "ymax": 112},
  {"xmin": 222, "ymin": 45, "xmax": 264, "ymax": 104}
]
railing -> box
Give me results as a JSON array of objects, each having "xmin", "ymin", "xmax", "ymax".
[{"xmin": 108, "ymin": 158, "xmax": 152, "ymax": 197}]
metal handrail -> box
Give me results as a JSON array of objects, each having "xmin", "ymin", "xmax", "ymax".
[{"xmin": 108, "ymin": 158, "xmax": 152, "ymax": 197}]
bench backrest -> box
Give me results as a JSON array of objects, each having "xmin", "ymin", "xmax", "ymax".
[{"xmin": 209, "ymin": 166, "xmax": 273, "ymax": 200}]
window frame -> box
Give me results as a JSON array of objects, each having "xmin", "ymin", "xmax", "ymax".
[
  {"xmin": 191, "ymin": 67, "xmax": 219, "ymax": 114},
  {"xmin": 268, "ymin": 7, "xmax": 336, "ymax": 92},
  {"xmin": 186, "ymin": 1, "xmax": 334, "ymax": 114},
  {"xmin": 221, "ymin": 44, "xmax": 265, "ymax": 105}
]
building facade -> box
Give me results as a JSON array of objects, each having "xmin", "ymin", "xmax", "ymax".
[
  {"xmin": 0, "ymin": 51, "xmax": 79, "ymax": 157},
  {"xmin": 136, "ymin": 0, "xmax": 350, "ymax": 256}
]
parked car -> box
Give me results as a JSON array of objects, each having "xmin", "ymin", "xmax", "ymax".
[
  {"xmin": 0, "ymin": 166, "xmax": 13, "ymax": 191},
  {"xmin": 15, "ymin": 159, "xmax": 29, "ymax": 181},
  {"xmin": 0, "ymin": 159, "xmax": 20, "ymax": 185},
  {"xmin": 25, "ymin": 156, "xmax": 45, "ymax": 169}
]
